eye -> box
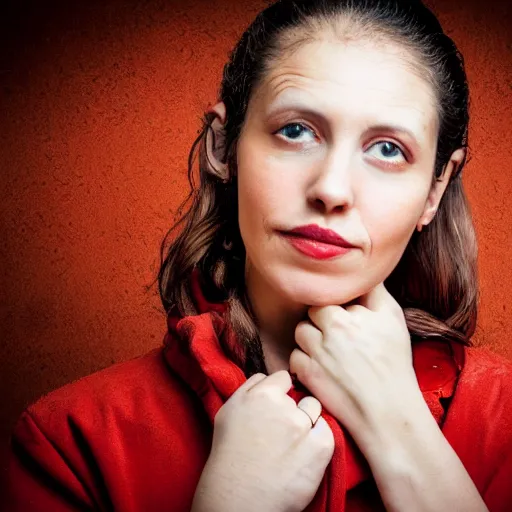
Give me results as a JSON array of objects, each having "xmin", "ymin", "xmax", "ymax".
[
  {"xmin": 275, "ymin": 123, "xmax": 316, "ymax": 143},
  {"xmin": 366, "ymin": 141, "xmax": 406, "ymax": 163}
]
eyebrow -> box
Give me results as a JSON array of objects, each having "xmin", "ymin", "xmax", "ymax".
[
  {"xmin": 266, "ymin": 103, "xmax": 328, "ymax": 127},
  {"xmin": 364, "ymin": 124, "xmax": 422, "ymax": 147}
]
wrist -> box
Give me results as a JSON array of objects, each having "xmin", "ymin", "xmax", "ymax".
[
  {"xmin": 360, "ymin": 408, "xmax": 488, "ymax": 512},
  {"xmin": 193, "ymin": 456, "xmax": 285, "ymax": 512},
  {"xmin": 357, "ymin": 389, "xmax": 437, "ymax": 463}
]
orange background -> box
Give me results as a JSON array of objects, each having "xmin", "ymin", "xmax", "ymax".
[{"xmin": 0, "ymin": 0, "xmax": 510, "ymax": 475}]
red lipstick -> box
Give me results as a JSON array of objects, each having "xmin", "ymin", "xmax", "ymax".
[{"xmin": 281, "ymin": 224, "xmax": 355, "ymax": 260}]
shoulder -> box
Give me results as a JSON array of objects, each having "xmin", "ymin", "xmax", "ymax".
[
  {"xmin": 462, "ymin": 345, "xmax": 512, "ymax": 390},
  {"xmin": 21, "ymin": 346, "xmax": 210, "ymax": 446},
  {"xmin": 457, "ymin": 345, "xmax": 512, "ymax": 432},
  {"xmin": 8, "ymin": 347, "xmax": 210, "ymax": 511},
  {"xmin": 452, "ymin": 344, "xmax": 512, "ymax": 417},
  {"xmin": 25, "ymin": 348, "xmax": 194, "ymax": 423},
  {"xmin": 458, "ymin": 345, "xmax": 512, "ymax": 429},
  {"xmin": 442, "ymin": 345, "xmax": 512, "ymax": 500},
  {"xmin": 455, "ymin": 346, "xmax": 512, "ymax": 510}
]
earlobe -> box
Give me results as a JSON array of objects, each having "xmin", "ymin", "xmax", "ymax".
[
  {"xmin": 416, "ymin": 207, "xmax": 437, "ymax": 232},
  {"xmin": 416, "ymin": 183, "xmax": 444, "ymax": 232},
  {"xmin": 205, "ymin": 102, "xmax": 229, "ymax": 181}
]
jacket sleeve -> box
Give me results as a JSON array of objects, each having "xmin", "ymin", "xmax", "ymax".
[
  {"xmin": 483, "ymin": 443, "xmax": 512, "ymax": 512},
  {"xmin": 2, "ymin": 410, "xmax": 95, "ymax": 511}
]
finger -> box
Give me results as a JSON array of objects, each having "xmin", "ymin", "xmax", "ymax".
[
  {"xmin": 308, "ymin": 416, "xmax": 335, "ymax": 459},
  {"xmin": 344, "ymin": 303, "xmax": 368, "ymax": 317},
  {"xmin": 248, "ymin": 369, "xmax": 293, "ymax": 395},
  {"xmin": 289, "ymin": 347, "xmax": 311, "ymax": 380},
  {"xmin": 232, "ymin": 372, "xmax": 267, "ymax": 396},
  {"xmin": 290, "ymin": 349, "xmax": 343, "ymax": 404},
  {"xmin": 295, "ymin": 415, "xmax": 335, "ymax": 471},
  {"xmin": 308, "ymin": 305, "xmax": 350, "ymax": 333},
  {"xmin": 297, "ymin": 396, "xmax": 322, "ymax": 427},
  {"xmin": 295, "ymin": 320, "xmax": 322, "ymax": 356},
  {"xmin": 290, "ymin": 348, "xmax": 328, "ymax": 393}
]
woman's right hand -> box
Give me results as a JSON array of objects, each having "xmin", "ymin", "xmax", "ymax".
[{"xmin": 191, "ymin": 370, "xmax": 335, "ymax": 512}]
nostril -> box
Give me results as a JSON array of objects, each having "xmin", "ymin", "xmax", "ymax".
[{"xmin": 310, "ymin": 198, "xmax": 347, "ymax": 215}]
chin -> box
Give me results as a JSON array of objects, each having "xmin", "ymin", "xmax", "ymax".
[{"xmin": 273, "ymin": 269, "xmax": 366, "ymax": 307}]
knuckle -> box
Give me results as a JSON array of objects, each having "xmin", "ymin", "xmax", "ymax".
[
  {"xmin": 250, "ymin": 385, "xmax": 279, "ymax": 404},
  {"xmin": 347, "ymin": 308, "xmax": 364, "ymax": 324},
  {"xmin": 303, "ymin": 360, "xmax": 324, "ymax": 383},
  {"xmin": 330, "ymin": 313, "xmax": 346, "ymax": 330},
  {"xmin": 315, "ymin": 432, "xmax": 335, "ymax": 457},
  {"xmin": 286, "ymin": 412, "xmax": 309, "ymax": 432},
  {"xmin": 250, "ymin": 372, "xmax": 267, "ymax": 381},
  {"xmin": 295, "ymin": 321, "xmax": 307, "ymax": 335}
]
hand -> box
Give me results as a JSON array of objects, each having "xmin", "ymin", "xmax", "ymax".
[
  {"xmin": 191, "ymin": 371, "xmax": 334, "ymax": 512},
  {"xmin": 290, "ymin": 282, "xmax": 422, "ymax": 450}
]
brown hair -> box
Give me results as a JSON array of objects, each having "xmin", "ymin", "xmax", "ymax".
[{"xmin": 157, "ymin": 0, "xmax": 478, "ymax": 376}]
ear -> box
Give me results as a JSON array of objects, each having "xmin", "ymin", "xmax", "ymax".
[
  {"xmin": 416, "ymin": 148, "xmax": 465, "ymax": 231},
  {"xmin": 205, "ymin": 101, "xmax": 229, "ymax": 181}
]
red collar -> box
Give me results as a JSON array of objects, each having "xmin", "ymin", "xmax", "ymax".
[{"xmin": 163, "ymin": 271, "xmax": 465, "ymax": 510}]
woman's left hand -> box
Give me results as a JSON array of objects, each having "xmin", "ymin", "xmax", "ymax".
[{"xmin": 290, "ymin": 282, "xmax": 424, "ymax": 449}]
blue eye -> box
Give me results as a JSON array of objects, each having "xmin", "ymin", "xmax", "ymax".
[
  {"xmin": 367, "ymin": 141, "xmax": 405, "ymax": 162},
  {"xmin": 276, "ymin": 123, "xmax": 316, "ymax": 142}
]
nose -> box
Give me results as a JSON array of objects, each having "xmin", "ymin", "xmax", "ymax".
[{"xmin": 306, "ymin": 146, "xmax": 355, "ymax": 214}]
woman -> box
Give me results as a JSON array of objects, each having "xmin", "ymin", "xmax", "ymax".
[{"xmin": 4, "ymin": 0, "xmax": 512, "ymax": 510}]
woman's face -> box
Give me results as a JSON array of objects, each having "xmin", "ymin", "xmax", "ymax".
[{"xmin": 236, "ymin": 38, "xmax": 441, "ymax": 307}]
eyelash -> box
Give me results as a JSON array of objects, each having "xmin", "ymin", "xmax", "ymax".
[
  {"xmin": 275, "ymin": 123, "xmax": 317, "ymax": 143},
  {"xmin": 274, "ymin": 122, "xmax": 408, "ymax": 162}
]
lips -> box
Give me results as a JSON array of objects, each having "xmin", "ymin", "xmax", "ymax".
[
  {"xmin": 286, "ymin": 224, "xmax": 356, "ymax": 248},
  {"xmin": 280, "ymin": 224, "xmax": 356, "ymax": 260}
]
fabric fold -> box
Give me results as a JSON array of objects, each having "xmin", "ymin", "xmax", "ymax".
[{"xmin": 163, "ymin": 272, "xmax": 462, "ymax": 511}]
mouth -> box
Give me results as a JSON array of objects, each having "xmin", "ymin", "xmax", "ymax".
[
  {"xmin": 286, "ymin": 224, "xmax": 356, "ymax": 248},
  {"xmin": 280, "ymin": 224, "xmax": 356, "ymax": 260}
]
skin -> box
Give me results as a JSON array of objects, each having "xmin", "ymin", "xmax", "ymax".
[
  {"xmin": 199, "ymin": 36, "xmax": 487, "ymax": 511},
  {"xmin": 191, "ymin": 371, "xmax": 335, "ymax": 512},
  {"xmin": 237, "ymin": 40, "xmax": 456, "ymax": 371}
]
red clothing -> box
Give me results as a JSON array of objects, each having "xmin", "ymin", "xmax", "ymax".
[{"xmin": 3, "ymin": 280, "xmax": 512, "ymax": 511}]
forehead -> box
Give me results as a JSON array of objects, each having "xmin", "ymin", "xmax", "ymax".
[{"xmin": 254, "ymin": 39, "xmax": 438, "ymax": 139}]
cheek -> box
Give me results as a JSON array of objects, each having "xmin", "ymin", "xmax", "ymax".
[
  {"xmin": 362, "ymin": 180, "xmax": 427, "ymax": 254},
  {"xmin": 236, "ymin": 145, "xmax": 278, "ymax": 251},
  {"xmin": 237, "ymin": 151, "xmax": 302, "ymax": 227}
]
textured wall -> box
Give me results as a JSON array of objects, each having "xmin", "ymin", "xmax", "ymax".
[{"xmin": 0, "ymin": 0, "xmax": 511, "ymax": 473}]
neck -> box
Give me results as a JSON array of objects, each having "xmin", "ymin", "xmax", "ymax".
[{"xmin": 245, "ymin": 263, "xmax": 309, "ymax": 375}]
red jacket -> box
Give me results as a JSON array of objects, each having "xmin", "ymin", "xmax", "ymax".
[{"xmin": 3, "ymin": 281, "xmax": 512, "ymax": 511}]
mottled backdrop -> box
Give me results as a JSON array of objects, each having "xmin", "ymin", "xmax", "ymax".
[{"xmin": 0, "ymin": 0, "xmax": 510, "ymax": 475}]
